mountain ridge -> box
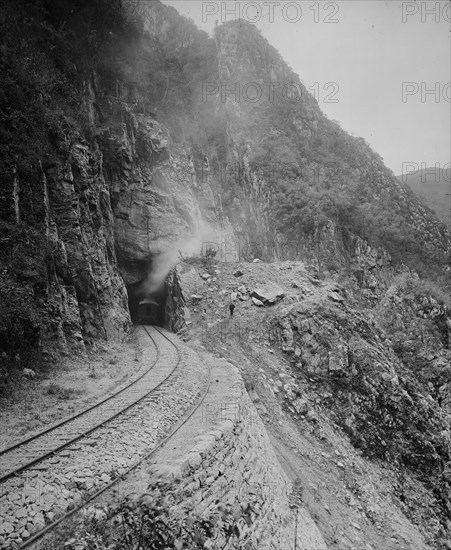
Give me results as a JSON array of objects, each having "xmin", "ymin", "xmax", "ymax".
[
  {"xmin": 0, "ymin": 1, "xmax": 450, "ymax": 547},
  {"xmin": 397, "ymin": 167, "xmax": 451, "ymax": 229}
]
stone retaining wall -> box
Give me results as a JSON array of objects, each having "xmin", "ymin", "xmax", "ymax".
[{"xmin": 153, "ymin": 360, "xmax": 300, "ymax": 549}]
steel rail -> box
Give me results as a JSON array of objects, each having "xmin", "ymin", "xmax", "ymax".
[
  {"xmin": 19, "ymin": 327, "xmax": 211, "ymax": 550},
  {"xmin": 0, "ymin": 326, "xmax": 169, "ymax": 484},
  {"xmin": 0, "ymin": 328, "xmax": 156, "ymax": 458}
]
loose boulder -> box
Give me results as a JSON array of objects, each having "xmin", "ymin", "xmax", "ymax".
[
  {"xmin": 251, "ymin": 283, "xmax": 285, "ymax": 305},
  {"xmin": 252, "ymin": 297, "xmax": 265, "ymax": 307},
  {"xmin": 328, "ymin": 291, "xmax": 344, "ymax": 303},
  {"xmin": 293, "ymin": 397, "xmax": 310, "ymax": 415},
  {"xmin": 22, "ymin": 368, "xmax": 36, "ymax": 379}
]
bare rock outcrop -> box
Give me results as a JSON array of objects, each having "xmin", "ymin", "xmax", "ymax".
[{"xmin": 270, "ymin": 288, "xmax": 451, "ymax": 541}]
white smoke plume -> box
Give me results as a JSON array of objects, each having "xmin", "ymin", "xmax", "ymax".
[{"xmin": 140, "ymin": 232, "xmax": 205, "ymax": 296}]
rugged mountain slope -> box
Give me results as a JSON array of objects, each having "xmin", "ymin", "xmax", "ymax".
[
  {"xmin": 180, "ymin": 260, "xmax": 451, "ymax": 548},
  {"xmin": 209, "ymin": 20, "xmax": 451, "ymax": 275},
  {"xmin": 0, "ymin": 0, "xmax": 451, "ymax": 547},
  {"xmin": 399, "ymin": 168, "xmax": 451, "ymax": 230},
  {"xmin": 1, "ymin": 0, "xmax": 449, "ymax": 372},
  {"xmin": 0, "ymin": 0, "xmax": 232, "ymax": 373}
]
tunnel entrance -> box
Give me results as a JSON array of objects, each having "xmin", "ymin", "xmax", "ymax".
[
  {"xmin": 127, "ymin": 281, "xmax": 167, "ymax": 326},
  {"xmin": 120, "ymin": 252, "xmax": 185, "ymax": 332}
]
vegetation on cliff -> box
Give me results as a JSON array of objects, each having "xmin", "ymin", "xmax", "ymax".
[
  {"xmin": 0, "ymin": 1, "xmax": 450, "ymax": 548},
  {"xmin": 210, "ymin": 20, "xmax": 451, "ymax": 281},
  {"xmin": 1, "ymin": 1, "xmax": 449, "ymax": 377}
]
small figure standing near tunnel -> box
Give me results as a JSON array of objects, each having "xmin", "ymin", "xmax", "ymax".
[{"xmin": 229, "ymin": 302, "xmax": 236, "ymax": 317}]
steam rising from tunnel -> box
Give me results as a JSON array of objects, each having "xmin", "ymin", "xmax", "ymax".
[
  {"xmin": 141, "ymin": 233, "xmax": 204, "ymax": 296},
  {"xmin": 127, "ymin": 232, "xmax": 207, "ymax": 325}
]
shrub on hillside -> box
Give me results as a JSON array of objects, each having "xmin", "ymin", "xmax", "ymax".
[
  {"xmin": 183, "ymin": 247, "xmax": 217, "ymax": 271},
  {"xmin": 64, "ymin": 478, "xmax": 258, "ymax": 550},
  {"xmin": 408, "ymin": 278, "xmax": 451, "ymax": 309},
  {"xmin": 0, "ymin": 270, "xmax": 41, "ymax": 382},
  {"xmin": 0, "ymin": 222, "xmax": 50, "ymax": 383}
]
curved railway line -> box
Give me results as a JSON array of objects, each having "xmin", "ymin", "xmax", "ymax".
[
  {"xmin": 0, "ymin": 326, "xmax": 211, "ymax": 550},
  {"xmin": 0, "ymin": 326, "xmax": 165, "ymax": 483}
]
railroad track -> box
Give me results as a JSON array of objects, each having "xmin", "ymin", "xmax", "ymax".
[
  {"xmin": 0, "ymin": 326, "xmax": 170, "ymax": 484},
  {"xmin": 0, "ymin": 325, "xmax": 209, "ymax": 548},
  {"xmin": 14, "ymin": 326, "xmax": 212, "ymax": 550},
  {"xmin": 22, "ymin": 364, "xmax": 212, "ymax": 549}
]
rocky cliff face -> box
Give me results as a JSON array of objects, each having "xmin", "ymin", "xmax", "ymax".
[
  {"xmin": 1, "ymin": 0, "xmax": 451, "ymax": 546},
  {"xmin": 1, "ymin": 0, "xmax": 449, "ymax": 372},
  {"xmin": 0, "ymin": 0, "xmax": 235, "ymax": 372},
  {"xmin": 270, "ymin": 278, "xmax": 451, "ymax": 530},
  {"xmin": 209, "ymin": 21, "xmax": 451, "ymax": 275}
]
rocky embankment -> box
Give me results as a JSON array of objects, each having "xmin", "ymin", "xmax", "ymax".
[{"xmin": 180, "ymin": 258, "xmax": 451, "ymax": 548}]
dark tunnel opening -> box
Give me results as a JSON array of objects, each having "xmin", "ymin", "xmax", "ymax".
[
  {"xmin": 120, "ymin": 253, "xmax": 185, "ymax": 332},
  {"xmin": 127, "ymin": 280, "xmax": 167, "ymax": 327}
]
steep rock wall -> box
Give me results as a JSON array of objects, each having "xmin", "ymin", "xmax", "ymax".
[
  {"xmin": 208, "ymin": 20, "xmax": 451, "ymax": 279},
  {"xmin": 269, "ymin": 287, "xmax": 451, "ymax": 537},
  {"xmin": 0, "ymin": 0, "xmax": 238, "ymax": 368},
  {"xmin": 164, "ymin": 267, "xmax": 185, "ymax": 333},
  {"xmin": 1, "ymin": 0, "xmax": 449, "ymax": 370}
]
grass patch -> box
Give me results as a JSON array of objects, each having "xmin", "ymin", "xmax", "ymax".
[{"xmin": 45, "ymin": 383, "xmax": 82, "ymax": 400}]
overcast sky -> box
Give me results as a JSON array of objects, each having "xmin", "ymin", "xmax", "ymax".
[{"xmin": 161, "ymin": 0, "xmax": 450, "ymax": 176}]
